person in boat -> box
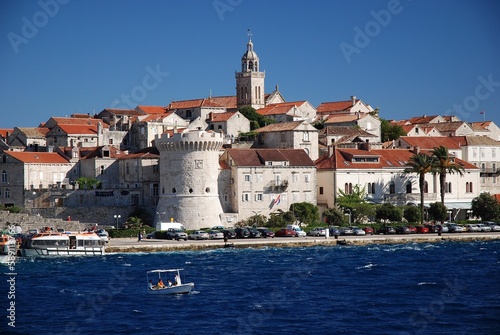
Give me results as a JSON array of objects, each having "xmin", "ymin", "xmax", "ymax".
[
  {"xmin": 157, "ymin": 278, "xmax": 166, "ymax": 288},
  {"xmin": 167, "ymin": 279, "xmax": 173, "ymax": 287},
  {"xmin": 148, "ymin": 280, "xmax": 155, "ymax": 290},
  {"xmin": 174, "ymin": 273, "xmax": 181, "ymax": 286}
]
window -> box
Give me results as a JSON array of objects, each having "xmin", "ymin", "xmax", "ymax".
[
  {"xmin": 389, "ymin": 181, "xmax": 395, "ymax": 194},
  {"xmin": 152, "ymin": 183, "xmax": 159, "ymax": 196},
  {"xmin": 153, "ymin": 164, "xmax": 159, "ymax": 173},
  {"xmin": 108, "ymin": 139, "xmax": 113, "ymax": 145},
  {"xmin": 242, "ymin": 193, "xmax": 249, "ymax": 202},
  {"xmin": 292, "ymin": 173, "xmax": 298, "ymax": 182},
  {"xmin": 493, "ymin": 163, "xmax": 497, "ymax": 172},
  {"xmin": 473, "ymin": 149, "xmax": 477, "ymax": 158},
  {"xmin": 345, "ymin": 183, "xmax": 353, "ymax": 194},
  {"xmin": 100, "ymin": 166, "xmax": 105, "ymax": 175},
  {"xmin": 424, "ymin": 181, "xmax": 429, "ymax": 193},
  {"xmin": 446, "ymin": 182, "xmax": 452, "ymax": 193},
  {"xmin": 367, "ymin": 183, "xmax": 373, "ymax": 194},
  {"xmin": 406, "ymin": 182, "xmax": 412, "ymax": 194},
  {"xmin": 4, "ymin": 188, "xmax": 10, "ymax": 199},
  {"xmin": 304, "ymin": 174, "xmax": 310, "ymax": 183},
  {"xmin": 319, "ymin": 187, "xmax": 323, "ymax": 195},
  {"xmin": 1, "ymin": 170, "xmax": 7, "ymax": 183},
  {"xmin": 255, "ymin": 193, "xmax": 263, "ymax": 201},
  {"xmin": 303, "ymin": 132, "xmax": 309, "ymax": 142},
  {"xmin": 244, "ymin": 174, "xmax": 251, "ymax": 182},
  {"xmin": 493, "ymin": 149, "xmax": 496, "ymax": 158},
  {"xmin": 481, "ymin": 163, "xmax": 486, "ymax": 172}
]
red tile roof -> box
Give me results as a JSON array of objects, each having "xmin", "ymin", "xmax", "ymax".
[
  {"xmin": 167, "ymin": 96, "xmax": 237, "ymax": 110},
  {"xmin": 225, "ymin": 148, "xmax": 315, "ymax": 167},
  {"xmin": 317, "ymin": 100, "xmax": 358, "ymax": 114},
  {"xmin": 324, "ymin": 114, "xmax": 365, "ymax": 124},
  {"xmin": 256, "ymin": 101, "xmax": 307, "ymax": 116},
  {"xmin": 5, "ymin": 151, "xmax": 69, "ymax": 164},
  {"xmin": 0, "ymin": 129, "xmax": 13, "ymax": 138},
  {"xmin": 56, "ymin": 124, "xmax": 98, "ymax": 135},
  {"xmin": 397, "ymin": 136, "xmax": 462, "ymax": 149},
  {"xmin": 407, "ymin": 115, "xmax": 441, "ymax": 124},
  {"xmin": 255, "ymin": 121, "xmax": 305, "ymax": 132},
  {"xmin": 48, "ymin": 117, "xmax": 108, "ymax": 128},
  {"xmin": 137, "ymin": 106, "xmax": 167, "ymax": 114},
  {"xmin": 316, "ymin": 147, "xmax": 477, "ymax": 170},
  {"xmin": 208, "ymin": 112, "xmax": 237, "ymax": 122}
]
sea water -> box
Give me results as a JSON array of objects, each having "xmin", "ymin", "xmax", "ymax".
[{"xmin": 1, "ymin": 240, "xmax": 499, "ymax": 335}]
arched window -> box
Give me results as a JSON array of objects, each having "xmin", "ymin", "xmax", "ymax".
[
  {"xmin": 424, "ymin": 181, "xmax": 429, "ymax": 193},
  {"xmin": 469, "ymin": 182, "xmax": 473, "ymax": 193},
  {"xmin": 1, "ymin": 170, "xmax": 7, "ymax": 183},
  {"xmin": 371, "ymin": 183, "xmax": 375, "ymax": 194},
  {"xmin": 389, "ymin": 181, "xmax": 395, "ymax": 194},
  {"xmin": 349, "ymin": 183, "xmax": 353, "ymax": 194},
  {"xmin": 345, "ymin": 183, "xmax": 349, "ymax": 193},
  {"xmin": 248, "ymin": 61, "xmax": 253, "ymax": 70},
  {"xmin": 406, "ymin": 182, "xmax": 412, "ymax": 194}
]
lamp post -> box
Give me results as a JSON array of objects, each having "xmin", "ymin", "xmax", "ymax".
[
  {"xmin": 447, "ymin": 210, "xmax": 452, "ymax": 223},
  {"xmin": 114, "ymin": 214, "xmax": 121, "ymax": 229},
  {"xmin": 345, "ymin": 209, "xmax": 352, "ymax": 226}
]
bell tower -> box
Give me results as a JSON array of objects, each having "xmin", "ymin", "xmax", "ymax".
[{"xmin": 236, "ymin": 31, "xmax": 265, "ymax": 109}]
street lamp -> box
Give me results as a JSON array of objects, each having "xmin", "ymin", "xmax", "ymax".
[
  {"xmin": 345, "ymin": 209, "xmax": 352, "ymax": 226},
  {"xmin": 114, "ymin": 214, "xmax": 121, "ymax": 229}
]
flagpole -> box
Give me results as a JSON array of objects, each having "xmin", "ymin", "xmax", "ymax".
[{"xmin": 481, "ymin": 110, "xmax": 485, "ymax": 121}]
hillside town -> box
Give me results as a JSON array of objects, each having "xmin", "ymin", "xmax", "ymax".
[{"xmin": 1, "ymin": 37, "xmax": 499, "ymax": 229}]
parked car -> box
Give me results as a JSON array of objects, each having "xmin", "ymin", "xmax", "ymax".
[
  {"xmin": 208, "ymin": 230, "xmax": 224, "ymax": 239},
  {"xmin": 476, "ymin": 223, "xmax": 492, "ymax": 232},
  {"xmin": 447, "ymin": 223, "xmax": 464, "ymax": 233},
  {"xmin": 362, "ymin": 226, "xmax": 374, "ymax": 235},
  {"xmin": 465, "ymin": 224, "xmax": 480, "ymax": 232},
  {"xmin": 97, "ymin": 231, "xmax": 109, "ymax": 243},
  {"xmin": 351, "ymin": 227, "xmax": 366, "ymax": 236},
  {"xmin": 395, "ymin": 226, "xmax": 410, "ymax": 234},
  {"xmin": 166, "ymin": 228, "xmax": 188, "ymax": 241},
  {"xmin": 189, "ymin": 230, "xmax": 210, "ymax": 240},
  {"xmin": 482, "ymin": 221, "xmax": 500, "ymax": 231},
  {"xmin": 377, "ymin": 226, "xmax": 396, "ymax": 235},
  {"xmin": 308, "ymin": 227, "xmax": 327, "ymax": 236},
  {"xmin": 416, "ymin": 226, "xmax": 429, "ymax": 234},
  {"xmin": 275, "ymin": 228, "xmax": 296, "ymax": 237},
  {"xmin": 257, "ymin": 227, "xmax": 275, "ymax": 238},
  {"xmin": 329, "ymin": 226, "xmax": 341, "ymax": 237},
  {"xmin": 222, "ymin": 229, "xmax": 237, "ymax": 239},
  {"xmin": 286, "ymin": 225, "xmax": 307, "ymax": 237},
  {"xmin": 426, "ymin": 224, "xmax": 448, "ymax": 233},
  {"xmin": 235, "ymin": 227, "xmax": 250, "ymax": 238},
  {"xmin": 339, "ymin": 227, "xmax": 354, "ymax": 236},
  {"xmin": 407, "ymin": 226, "xmax": 417, "ymax": 234},
  {"xmin": 245, "ymin": 226, "xmax": 262, "ymax": 238},
  {"xmin": 146, "ymin": 231, "xmax": 156, "ymax": 239}
]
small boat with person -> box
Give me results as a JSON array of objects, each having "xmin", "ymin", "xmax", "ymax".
[{"xmin": 146, "ymin": 269, "xmax": 194, "ymax": 295}]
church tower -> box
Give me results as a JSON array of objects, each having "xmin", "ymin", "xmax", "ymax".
[{"xmin": 236, "ymin": 33, "xmax": 265, "ymax": 109}]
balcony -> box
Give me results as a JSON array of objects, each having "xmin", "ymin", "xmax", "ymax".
[{"xmin": 267, "ymin": 179, "xmax": 289, "ymax": 191}]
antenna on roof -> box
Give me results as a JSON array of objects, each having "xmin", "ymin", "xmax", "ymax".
[
  {"xmin": 209, "ymin": 89, "xmax": 212, "ymax": 99},
  {"xmin": 247, "ymin": 28, "xmax": 252, "ymax": 40}
]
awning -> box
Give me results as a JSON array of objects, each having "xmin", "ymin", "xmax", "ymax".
[{"xmin": 444, "ymin": 202, "xmax": 471, "ymax": 210}]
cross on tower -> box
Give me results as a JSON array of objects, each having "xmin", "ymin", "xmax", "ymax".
[{"xmin": 247, "ymin": 28, "xmax": 252, "ymax": 39}]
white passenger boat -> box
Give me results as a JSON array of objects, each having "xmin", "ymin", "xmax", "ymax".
[
  {"xmin": 20, "ymin": 231, "xmax": 105, "ymax": 256},
  {"xmin": 0, "ymin": 234, "xmax": 16, "ymax": 264},
  {"xmin": 146, "ymin": 269, "xmax": 194, "ymax": 295}
]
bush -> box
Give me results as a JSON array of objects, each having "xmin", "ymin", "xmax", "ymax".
[{"xmin": 108, "ymin": 228, "xmax": 154, "ymax": 239}]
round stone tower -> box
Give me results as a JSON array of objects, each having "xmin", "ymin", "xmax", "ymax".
[{"xmin": 155, "ymin": 130, "xmax": 224, "ymax": 230}]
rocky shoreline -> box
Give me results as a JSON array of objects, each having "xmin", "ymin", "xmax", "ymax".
[{"xmin": 105, "ymin": 232, "xmax": 500, "ymax": 253}]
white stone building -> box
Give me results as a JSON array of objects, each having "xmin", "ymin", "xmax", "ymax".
[{"xmin": 219, "ymin": 148, "xmax": 317, "ymax": 222}]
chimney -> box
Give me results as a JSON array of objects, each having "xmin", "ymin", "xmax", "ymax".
[
  {"xmin": 413, "ymin": 146, "xmax": 420, "ymax": 154},
  {"xmin": 328, "ymin": 144, "xmax": 335, "ymax": 157},
  {"xmin": 351, "ymin": 95, "xmax": 356, "ymax": 105}
]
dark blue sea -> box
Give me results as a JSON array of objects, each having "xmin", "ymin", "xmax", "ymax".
[{"xmin": 2, "ymin": 240, "xmax": 499, "ymax": 335}]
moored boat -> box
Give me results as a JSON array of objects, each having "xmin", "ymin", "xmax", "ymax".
[
  {"xmin": 0, "ymin": 234, "xmax": 16, "ymax": 264},
  {"xmin": 20, "ymin": 231, "xmax": 105, "ymax": 256},
  {"xmin": 146, "ymin": 269, "xmax": 194, "ymax": 295}
]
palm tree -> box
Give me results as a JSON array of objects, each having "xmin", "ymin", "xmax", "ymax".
[
  {"xmin": 431, "ymin": 146, "xmax": 465, "ymax": 205},
  {"xmin": 405, "ymin": 153, "xmax": 435, "ymax": 223}
]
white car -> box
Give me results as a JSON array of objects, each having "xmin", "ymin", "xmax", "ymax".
[
  {"xmin": 482, "ymin": 221, "xmax": 500, "ymax": 232},
  {"xmin": 476, "ymin": 224, "xmax": 492, "ymax": 232},
  {"xmin": 189, "ymin": 230, "xmax": 210, "ymax": 240},
  {"xmin": 465, "ymin": 224, "xmax": 480, "ymax": 232},
  {"xmin": 351, "ymin": 227, "xmax": 366, "ymax": 236},
  {"xmin": 308, "ymin": 227, "xmax": 326, "ymax": 236},
  {"xmin": 447, "ymin": 224, "xmax": 464, "ymax": 233},
  {"xmin": 208, "ymin": 230, "xmax": 224, "ymax": 239}
]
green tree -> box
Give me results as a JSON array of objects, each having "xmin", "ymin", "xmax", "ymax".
[
  {"xmin": 405, "ymin": 153, "xmax": 435, "ymax": 223},
  {"xmin": 323, "ymin": 207, "xmax": 347, "ymax": 226},
  {"xmin": 267, "ymin": 210, "xmax": 287, "ymax": 228},
  {"xmin": 471, "ymin": 193, "xmax": 500, "ymax": 221},
  {"xmin": 380, "ymin": 118, "xmax": 406, "ymax": 142},
  {"xmin": 403, "ymin": 205, "xmax": 421, "ymax": 224},
  {"xmin": 245, "ymin": 214, "xmax": 267, "ymax": 227},
  {"xmin": 336, "ymin": 184, "xmax": 367, "ymax": 207},
  {"xmin": 431, "ymin": 146, "xmax": 465, "ymax": 205},
  {"xmin": 290, "ymin": 202, "xmax": 319, "ymax": 227},
  {"xmin": 239, "ymin": 105, "xmax": 275, "ymax": 129},
  {"xmin": 129, "ymin": 207, "xmax": 153, "ymax": 227},
  {"xmin": 428, "ymin": 202, "xmax": 448, "ymax": 222},
  {"xmin": 75, "ymin": 177, "xmax": 101, "ymax": 190},
  {"xmin": 376, "ymin": 203, "xmax": 402, "ymax": 222}
]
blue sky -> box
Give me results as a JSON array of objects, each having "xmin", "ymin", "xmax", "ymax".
[{"xmin": 1, "ymin": 0, "xmax": 499, "ymax": 129}]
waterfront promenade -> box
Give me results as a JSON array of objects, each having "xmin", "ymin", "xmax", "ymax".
[{"xmin": 106, "ymin": 232, "xmax": 500, "ymax": 253}]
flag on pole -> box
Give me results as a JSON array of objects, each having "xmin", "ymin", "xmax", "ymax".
[
  {"xmin": 480, "ymin": 111, "xmax": 485, "ymax": 115},
  {"xmin": 275, "ymin": 194, "xmax": 281, "ymax": 205}
]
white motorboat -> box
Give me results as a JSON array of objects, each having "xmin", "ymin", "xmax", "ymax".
[
  {"xmin": 146, "ymin": 269, "xmax": 194, "ymax": 295},
  {"xmin": 20, "ymin": 231, "xmax": 105, "ymax": 257},
  {"xmin": 0, "ymin": 234, "xmax": 16, "ymax": 265}
]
